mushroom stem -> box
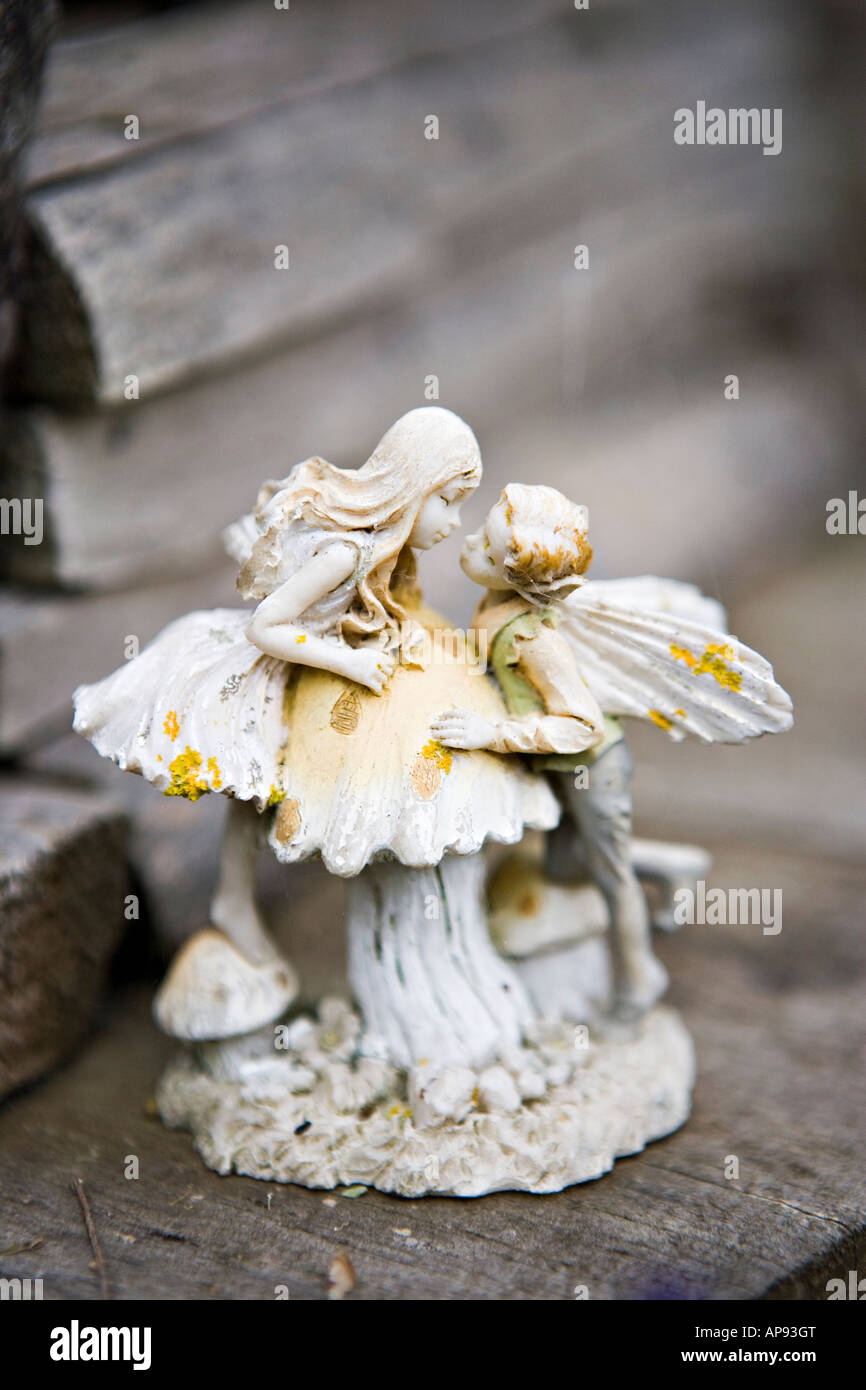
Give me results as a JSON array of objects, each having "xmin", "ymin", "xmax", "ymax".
[
  {"xmin": 210, "ymin": 798, "xmax": 280, "ymax": 965},
  {"xmin": 347, "ymin": 851, "xmax": 535, "ymax": 1071}
]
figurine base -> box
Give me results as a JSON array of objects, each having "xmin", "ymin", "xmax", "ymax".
[{"xmin": 156, "ymin": 1003, "xmax": 695, "ymax": 1197}]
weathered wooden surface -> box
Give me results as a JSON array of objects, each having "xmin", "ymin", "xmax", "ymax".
[
  {"xmin": 0, "ymin": 777, "xmax": 128, "ymax": 1100},
  {"xmin": 25, "ymin": 0, "xmax": 566, "ymax": 188},
  {"xmin": 2, "ymin": 265, "xmax": 844, "ymax": 591},
  {"xmin": 10, "ymin": 6, "xmax": 827, "ymax": 406},
  {"xmin": 0, "ymin": 841, "xmax": 861, "ymax": 1300},
  {"xmin": 0, "ymin": 230, "xmax": 586, "ymax": 589}
]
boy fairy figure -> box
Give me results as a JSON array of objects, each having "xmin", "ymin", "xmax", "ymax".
[{"xmin": 432, "ymin": 483, "xmax": 793, "ymax": 1021}]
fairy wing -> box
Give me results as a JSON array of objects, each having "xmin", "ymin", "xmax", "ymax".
[
  {"xmin": 559, "ymin": 581, "xmax": 793, "ymax": 743},
  {"xmin": 583, "ymin": 575, "xmax": 728, "ymax": 631},
  {"xmin": 222, "ymin": 478, "xmax": 285, "ymax": 567}
]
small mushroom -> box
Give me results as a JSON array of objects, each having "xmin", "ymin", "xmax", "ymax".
[{"xmin": 153, "ymin": 928, "xmax": 297, "ymax": 1041}]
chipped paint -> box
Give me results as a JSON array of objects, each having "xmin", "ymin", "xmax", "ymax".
[
  {"xmin": 410, "ymin": 740, "xmax": 452, "ymax": 800},
  {"xmin": 274, "ymin": 796, "xmax": 302, "ymax": 844}
]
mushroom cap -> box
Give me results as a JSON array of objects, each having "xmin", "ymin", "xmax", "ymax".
[
  {"xmin": 267, "ymin": 607, "xmax": 559, "ymax": 876},
  {"xmin": 154, "ymin": 928, "xmax": 297, "ymax": 1041}
]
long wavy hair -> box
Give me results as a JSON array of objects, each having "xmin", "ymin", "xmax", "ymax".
[{"xmin": 225, "ymin": 408, "xmax": 482, "ymax": 643}]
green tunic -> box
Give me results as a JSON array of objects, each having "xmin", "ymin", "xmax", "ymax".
[{"xmin": 488, "ymin": 604, "xmax": 622, "ymax": 772}]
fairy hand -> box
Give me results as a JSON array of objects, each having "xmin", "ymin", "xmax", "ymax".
[
  {"xmin": 349, "ymin": 647, "xmax": 396, "ymax": 695},
  {"xmin": 430, "ymin": 709, "xmax": 497, "ymax": 750}
]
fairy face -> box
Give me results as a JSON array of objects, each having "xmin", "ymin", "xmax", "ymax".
[
  {"xmin": 460, "ymin": 505, "xmax": 511, "ymax": 589},
  {"xmin": 408, "ymin": 479, "xmax": 471, "ymax": 551}
]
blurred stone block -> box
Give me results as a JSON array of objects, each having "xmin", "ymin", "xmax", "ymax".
[{"xmin": 0, "ymin": 777, "xmax": 128, "ymax": 1099}]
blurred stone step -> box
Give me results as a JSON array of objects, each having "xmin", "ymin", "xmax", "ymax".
[
  {"xmin": 26, "ymin": 0, "xmax": 568, "ymax": 187},
  {"xmin": 10, "ymin": 6, "xmax": 818, "ymax": 407},
  {"xmin": 0, "ymin": 131, "xmax": 835, "ymax": 592},
  {"xmin": 0, "ymin": 777, "xmax": 129, "ymax": 1100}
]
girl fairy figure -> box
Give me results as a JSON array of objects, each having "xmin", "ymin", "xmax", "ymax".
[
  {"xmin": 73, "ymin": 411, "xmax": 557, "ymax": 996},
  {"xmin": 432, "ymin": 483, "xmax": 793, "ymax": 1020}
]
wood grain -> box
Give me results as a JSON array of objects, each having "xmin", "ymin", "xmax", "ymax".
[
  {"xmin": 27, "ymin": 0, "xmax": 568, "ymax": 188},
  {"xmin": 11, "ymin": 10, "xmax": 822, "ymax": 406},
  {"xmin": 0, "ymin": 842, "xmax": 861, "ymax": 1299},
  {"xmin": 0, "ymin": 777, "xmax": 128, "ymax": 1101}
]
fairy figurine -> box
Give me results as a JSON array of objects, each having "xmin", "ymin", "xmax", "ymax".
[
  {"xmin": 73, "ymin": 410, "xmax": 557, "ymax": 1006},
  {"xmin": 432, "ymin": 483, "xmax": 794, "ymax": 1020},
  {"xmin": 69, "ymin": 427, "xmax": 796, "ymax": 1197}
]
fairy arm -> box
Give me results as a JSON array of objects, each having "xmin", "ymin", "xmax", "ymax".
[
  {"xmin": 432, "ymin": 623, "xmax": 605, "ymax": 753},
  {"xmin": 246, "ymin": 542, "xmax": 394, "ymax": 693}
]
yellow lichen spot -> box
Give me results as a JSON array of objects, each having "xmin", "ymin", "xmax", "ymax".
[
  {"xmin": 420, "ymin": 739, "xmax": 452, "ymax": 774},
  {"xmin": 164, "ymin": 747, "xmax": 209, "ymax": 801},
  {"xmin": 471, "ymin": 1086, "xmax": 480, "ymax": 1107},
  {"xmin": 206, "ymin": 756, "xmax": 222, "ymax": 790},
  {"xmin": 295, "ymin": 634, "xmax": 307, "ymax": 645},
  {"xmin": 387, "ymin": 1104, "xmax": 403, "ymax": 1118},
  {"xmin": 669, "ymin": 642, "xmax": 697, "ymax": 670},
  {"xmin": 266, "ymin": 784, "xmax": 286, "ymax": 807},
  {"xmin": 163, "ymin": 710, "xmax": 181, "ymax": 741},
  {"xmin": 670, "ymin": 641, "xmax": 742, "ymax": 691},
  {"xmin": 156, "ymin": 754, "xmax": 163, "ymax": 762},
  {"xmin": 649, "ymin": 709, "xmax": 673, "ymax": 731},
  {"xmin": 674, "ymin": 708, "xmax": 686, "ymax": 718},
  {"xmin": 696, "ymin": 642, "xmax": 742, "ymax": 691}
]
